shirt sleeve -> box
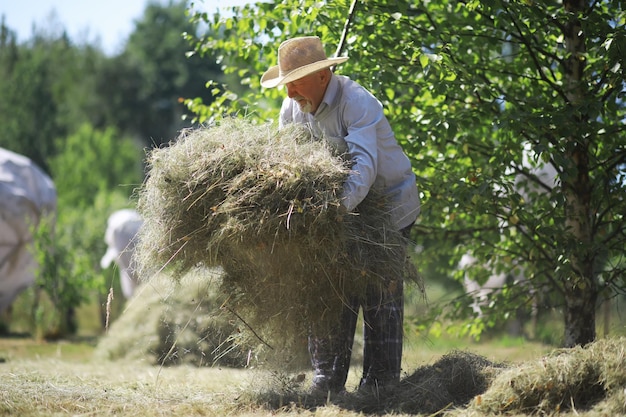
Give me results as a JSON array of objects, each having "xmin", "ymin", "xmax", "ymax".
[{"xmin": 339, "ymin": 95, "xmax": 383, "ymax": 211}]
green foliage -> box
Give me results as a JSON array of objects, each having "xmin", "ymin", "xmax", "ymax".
[
  {"xmin": 0, "ymin": 1, "xmax": 224, "ymax": 165},
  {"xmin": 49, "ymin": 123, "xmax": 144, "ymax": 209},
  {"xmin": 0, "ymin": 18, "xmax": 113, "ymax": 172},
  {"xmin": 186, "ymin": 0, "xmax": 626, "ymax": 345},
  {"xmin": 29, "ymin": 189, "xmax": 136, "ymax": 338},
  {"xmin": 0, "ymin": 24, "xmax": 60, "ymax": 172},
  {"xmin": 31, "ymin": 214, "xmax": 84, "ymax": 338},
  {"xmin": 101, "ymin": 0, "xmax": 224, "ymax": 146},
  {"xmin": 27, "ymin": 123, "xmax": 143, "ymax": 336},
  {"xmin": 0, "ymin": 2, "xmax": 226, "ymax": 336}
]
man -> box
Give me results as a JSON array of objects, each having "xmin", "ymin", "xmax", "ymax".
[{"xmin": 261, "ymin": 36, "xmax": 420, "ymax": 394}]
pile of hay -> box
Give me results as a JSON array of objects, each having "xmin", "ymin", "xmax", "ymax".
[
  {"xmin": 388, "ymin": 350, "xmax": 504, "ymax": 414},
  {"xmin": 93, "ymin": 269, "xmax": 251, "ymax": 368},
  {"xmin": 244, "ymin": 350, "xmax": 503, "ymax": 414},
  {"xmin": 462, "ymin": 337, "xmax": 626, "ymax": 415},
  {"xmin": 242, "ymin": 338, "xmax": 626, "ymax": 415},
  {"xmin": 135, "ymin": 118, "xmax": 416, "ymax": 351}
]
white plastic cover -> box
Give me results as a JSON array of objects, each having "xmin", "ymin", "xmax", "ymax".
[{"xmin": 0, "ymin": 148, "xmax": 57, "ymax": 313}]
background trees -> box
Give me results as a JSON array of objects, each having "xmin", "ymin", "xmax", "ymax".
[
  {"xmin": 0, "ymin": 0, "xmax": 223, "ymax": 336},
  {"xmin": 1, "ymin": 0, "xmax": 623, "ymax": 345},
  {"xmin": 97, "ymin": 1, "xmax": 222, "ymax": 147},
  {"xmin": 186, "ymin": 0, "xmax": 625, "ymax": 347},
  {"xmin": 1, "ymin": 1, "xmax": 224, "ymax": 160}
]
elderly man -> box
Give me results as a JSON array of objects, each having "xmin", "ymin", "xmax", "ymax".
[{"xmin": 261, "ymin": 36, "xmax": 420, "ymax": 395}]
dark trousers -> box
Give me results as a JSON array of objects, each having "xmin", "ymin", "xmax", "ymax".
[{"xmin": 308, "ymin": 225, "xmax": 411, "ymax": 392}]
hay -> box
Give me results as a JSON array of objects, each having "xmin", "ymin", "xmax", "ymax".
[
  {"xmin": 243, "ymin": 350, "xmax": 503, "ymax": 414},
  {"xmin": 464, "ymin": 337, "xmax": 626, "ymax": 415},
  {"xmin": 387, "ymin": 351, "xmax": 505, "ymax": 414},
  {"xmin": 93, "ymin": 269, "xmax": 250, "ymax": 368},
  {"xmin": 241, "ymin": 339, "xmax": 626, "ymax": 415},
  {"xmin": 135, "ymin": 118, "xmax": 416, "ymax": 351}
]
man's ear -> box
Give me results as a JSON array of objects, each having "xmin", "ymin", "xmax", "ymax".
[{"xmin": 319, "ymin": 68, "xmax": 332, "ymax": 86}]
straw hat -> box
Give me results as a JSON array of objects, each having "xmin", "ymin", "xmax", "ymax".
[{"xmin": 260, "ymin": 36, "xmax": 348, "ymax": 88}]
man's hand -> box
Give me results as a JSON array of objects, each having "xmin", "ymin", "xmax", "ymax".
[{"xmin": 336, "ymin": 203, "xmax": 348, "ymax": 223}]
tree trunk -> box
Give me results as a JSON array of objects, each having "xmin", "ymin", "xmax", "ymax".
[
  {"xmin": 563, "ymin": 279, "xmax": 597, "ymax": 347},
  {"xmin": 561, "ymin": 0, "xmax": 597, "ymax": 347},
  {"xmin": 562, "ymin": 140, "xmax": 596, "ymax": 347}
]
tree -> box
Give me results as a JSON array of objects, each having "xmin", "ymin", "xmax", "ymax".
[
  {"xmin": 186, "ymin": 0, "xmax": 626, "ymax": 348},
  {"xmin": 1, "ymin": 2, "xmax": 221, "ymax": 164},
  {"xmin": 31, "ymin": 123, "xmax": 145, "ymax": 337},
  {"xmin": 98, "ymin": 0, "xmax": 223, "ymax": 147},
  {"xmin": 50, "ymin": 123, "xmax": 143, "ymax": 209},
  {"xmin": 0, "ymin": 16, "xmax": 110, "ymax": 173},
  {"xmin": 0, "ymin": 20, "xmax": 60, "ymax": 172}
]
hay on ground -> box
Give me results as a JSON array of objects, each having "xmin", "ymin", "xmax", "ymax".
[
  {"xmin": 243, "ymin": 350, "xmax": 503, "ymax": 414},
  {"xmin": 388, "ymin": 350, "xmax": 505, "ymax": 414},
  {"xmin": 93, "ymin": 269, "xmax": 251, "ymax": 368},
  {"xmin": 463, "ymin": 337, "xmax": 626, "ymax": 415},
  {"xmin": 135, "ymin": 118, "xmax": 419, "ymax": 352},
  {"xmin": 242, "ymin": 338, "xmax": 626, "ymax": 416}
]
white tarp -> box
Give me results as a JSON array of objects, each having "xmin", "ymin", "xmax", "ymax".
[{"xmin": 0, "ymin": 148, "xmax": 56, "ymax": 313}]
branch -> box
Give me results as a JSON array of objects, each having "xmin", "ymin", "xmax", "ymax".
[
  {"xmin": 501, "ymin": 3, "xmax": 570, "ymax": 104},
  {"xmin": 333, "ymin": 0, "xmax": 358, "ymax": 60}
]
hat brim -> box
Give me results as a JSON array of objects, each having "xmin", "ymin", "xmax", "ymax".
[{"xmin": 261, "ymin": 56, "xmax": 348, "ymax": 88}]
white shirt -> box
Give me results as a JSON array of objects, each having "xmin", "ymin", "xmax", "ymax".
[{"xmin": 279, "ymin": 74, "xmax": 420, "ymax": 230}]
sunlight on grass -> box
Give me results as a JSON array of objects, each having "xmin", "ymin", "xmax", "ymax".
[
  {"xmin": 0, "ymin": 359, "xmax": 249, "ymax": 416},
  {"xmin": 1, "ymin": 337, "xmax": 623, "ymax": 417},
  {"xmin": 1, "ymin": 268, "xmax": 623, "ymax": 416}
]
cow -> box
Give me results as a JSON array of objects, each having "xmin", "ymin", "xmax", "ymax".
[
  {"xmin": 459, "ymin": 253, "xmax": 537, "ymax": 337},
  {"xmin": 100, "ymin": 209, "xmax": 143, "ymax": 299},
  {"xmin": 0, "ymin": 148, "xmax": 57, "ymax": 319},
  {"xmin": 459, "ymin": 147, "xmax": 558, "ymax": 338}
]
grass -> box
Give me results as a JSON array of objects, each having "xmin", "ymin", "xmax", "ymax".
[
  {"xmin": 0, "ymin": 336, "xmax": 96, "ymax": 362},
  {"xmin": 0, "ymin": 333, "xmax": 545, "ymax": 417},
  {"xmin": 1, "ymin": 273, "xmax": 623, "ymax": 416},
  {"xmin": 3, "ymin": 334, "xmax": 624, "ymax": 417},
  {"xmin": 0, "ymin": 357, "xmax": 249, "ymax": 416},
  {"xmin": 2, "ymin": 311, "xmax": 625, "ymax": 416}
]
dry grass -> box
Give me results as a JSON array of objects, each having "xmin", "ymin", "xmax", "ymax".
[
  {"xmin": 0, "ymin": 359, "xmax": 249, "ymax": 416},
  {"xmin": 135, "ymin": 118, "xmax": 419, "ymax": 359},
  {"xmin": 0, "ymin": 337, "xmax": 624, "ymax": 416},
  {"xmin": 93, "ymin": 269, "xmax": 253, "ymax": 368},
  {"xmin": 452, "ymin": 337, "xmax": 626, "ymax": 416}
]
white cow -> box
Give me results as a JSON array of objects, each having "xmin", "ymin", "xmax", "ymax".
[
  {"xmin": 101, "ymin": 209, "xmax": 143, "ymax": 299},
  {"xmin": 460, "ymin": 147, "xmax": 558, "ymax": 337},
  {"xmin": 0, "ymin": 148, "xmax": 57, "ymax": 314},
  {"xmin": 459, "ymin": 253, "xmax": 535, "ymax": 336}
]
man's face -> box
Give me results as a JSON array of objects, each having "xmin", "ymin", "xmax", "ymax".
[{"xmin": 285, "ymin": 70, "xmax": 329, "ymax": 114}]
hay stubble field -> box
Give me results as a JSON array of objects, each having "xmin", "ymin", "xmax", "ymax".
[
  {"xmin": 0, "ymin": 335, "xmax": 529, "ymax": 417},
  {"xmin": 2, "ymin": 332, "xmax": 624, "ymax": 417},
  {"xmin": 2, "ymin": 269, "xmax": 623, "ymax": 417}
]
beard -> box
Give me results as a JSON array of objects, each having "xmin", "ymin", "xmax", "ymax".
[
  {"xmin": 294, "ymin": 96, "xmax": 314, "ymax": 113},
  {"xmin": 299, "ymin": 102, "xmax": 314, "ymax": 113}
]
